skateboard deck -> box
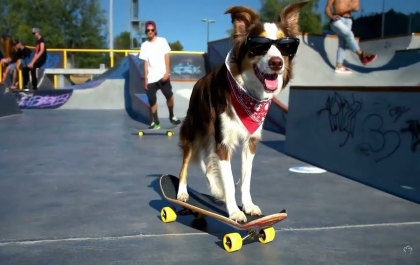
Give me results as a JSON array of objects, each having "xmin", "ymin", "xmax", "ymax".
[
  {"xmin": 135, "ymin": 124, "xmax": 179, "ymax": 136},
  {"xmin": 159, "ymin": 174, "xmax": 287, "ymax": 252}
]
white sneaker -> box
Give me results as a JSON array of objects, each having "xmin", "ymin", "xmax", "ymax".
[{"xmin": 335, "ymin": 66, "xmax": 352, "ymax": 74}]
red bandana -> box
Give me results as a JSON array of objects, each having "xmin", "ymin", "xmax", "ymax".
[{"xmin": 227, "ymin": 71, "xmax": 272, "ymax": 134}]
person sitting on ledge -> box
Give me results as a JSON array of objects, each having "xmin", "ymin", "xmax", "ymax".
[
  {"xmin": 0, "ymin": 52, "xmax": 17, "ymax": 86},
  {"xmin": 10, "ymin": 39, "xmax": 32, "ymax": 89}
]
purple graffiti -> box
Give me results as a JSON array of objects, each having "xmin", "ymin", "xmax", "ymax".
[{"xmin": 18, "ymin": 93, "xmax": 70, "ymax": 108}]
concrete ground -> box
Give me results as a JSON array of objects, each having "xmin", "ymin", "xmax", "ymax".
[{"xmin": 0, "ymin": 110, "xmax": 419, "ymax": 264}]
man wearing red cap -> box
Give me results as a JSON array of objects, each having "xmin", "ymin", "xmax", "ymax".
[{"xmin": 139, "ymin": 21, "xmax": 181, "ymax": 129}]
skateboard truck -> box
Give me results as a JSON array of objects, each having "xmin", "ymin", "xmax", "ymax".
[
  {"xmin": 221, "ymin": 222, "xmax": 276, "ymax": 253},
  {"xmin": 161, "ymin": 207, "xmax": 206, "ymax": 223}
]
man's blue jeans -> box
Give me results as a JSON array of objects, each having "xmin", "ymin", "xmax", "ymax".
[{"xmin": 330, "ymin": 17, "xmax": 360, "ymax": 65}]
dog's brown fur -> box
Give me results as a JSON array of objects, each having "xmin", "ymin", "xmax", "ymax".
[{"xmin": 177, "ymin": 1, "xmax": 308, "ymax": 207}]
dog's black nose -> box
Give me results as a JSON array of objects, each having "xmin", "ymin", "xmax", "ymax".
[{"xmin": 268, "ymin": 57, "xmax": 283, "ymax": 71}]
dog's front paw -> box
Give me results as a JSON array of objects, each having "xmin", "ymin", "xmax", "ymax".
[
  {"xmin": 243, "ymin": 203, "xmax": 262, "ymax": 216},
  {"xmin": 229, "ymin": 210, "xmax": 247, "ymax": 223},
  {"xmin": 177, "ymin": 192, "xmax": 189, "ymax": 202},
  {"xmin": 177, "ymin": 184, "xmax": 189, "ymax": 202}
]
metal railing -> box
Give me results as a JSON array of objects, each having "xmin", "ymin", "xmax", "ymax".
[{"xmin": 0, "ymin": 48, "xmax": 204, "ymax": 89}]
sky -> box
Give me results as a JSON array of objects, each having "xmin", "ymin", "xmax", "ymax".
[{"xmin": 101, "ymin": 0, "xmax": 420, "ymax": 52}]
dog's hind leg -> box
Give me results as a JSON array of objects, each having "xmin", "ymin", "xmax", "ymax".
[
  {"xmin": 240, "ymin": 137, "xmax": 262, "ymax": 216},
  {"xmin": 177, "ymin": 142, "xmax": 192, "ymax": 202}
]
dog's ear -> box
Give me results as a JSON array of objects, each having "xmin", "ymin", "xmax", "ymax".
[
  {"xmin": 225, "ymin": 6, "xmax": 259, "ymax": 38},
  {"xmin": 278, "ymin": 0, "xmax": 309, "ymax": 37}
]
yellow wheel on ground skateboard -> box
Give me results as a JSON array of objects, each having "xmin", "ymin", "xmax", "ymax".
[
  {"xmin": 258, "ymin": 227, "xmax": 275, "ymax": 244},
  {"xmin": 166, "ymin": 131, "xmax": 173, "ymax": 136},
  {"xmin": 222, "ymin": 232, "xmax": 243, "ymax": 252},
  {"xmin": 160, "ymin": 207, "xmax": 177, "ymax": 223},
  {"xmin": 138, "ymin": 131, "xmax": 144, "ymax": 136}
]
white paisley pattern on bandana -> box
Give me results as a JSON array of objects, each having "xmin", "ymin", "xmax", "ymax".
[{"xmin": 226, "ymin": 71, "xmax": 272, "ymax": 132}]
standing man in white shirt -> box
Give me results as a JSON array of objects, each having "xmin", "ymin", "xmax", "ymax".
[{"xmin": 139, "ymin": 21, "xmax": 181, "ymax": 129}]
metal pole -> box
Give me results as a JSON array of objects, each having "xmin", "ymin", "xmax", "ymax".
[
  {"xmin": 408, "ymin": 14, "xmax": 412, "ymax": 34},
  {"xmin": 207, "ymin": 22, "xmax": 210, "ymax": 43},
  {"xmin": 381, "ymin": 0, "xmax": 385, "ymax": 38},
  {"xmin": 109, "ymin": 0, "xmax": 114, "ymax": 50},
  {"xmin": 130, "ymin": 0, "xmax": 133, "ymax": 49},
  {"xmin": 201, "ymin": 19, "xmax": 215, "ymax": 44}
]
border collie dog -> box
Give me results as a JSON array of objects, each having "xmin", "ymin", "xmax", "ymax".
[{"xmin": 177, "ymin": 1, "xmax": 308, "ymax": 223}]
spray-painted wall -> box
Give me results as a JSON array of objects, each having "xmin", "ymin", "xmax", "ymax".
[{"xmin": 285, "ymin": 86, "xmax": 420, "ymax": 203}]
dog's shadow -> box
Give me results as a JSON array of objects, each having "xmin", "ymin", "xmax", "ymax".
[{"xmin": 146, "ymin": 174, "xmax": 258, "ymax": 250}]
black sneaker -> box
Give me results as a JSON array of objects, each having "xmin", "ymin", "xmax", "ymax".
[{"xmin": 170, "ymin": 116, "xmax": 181, "ymax": 125}]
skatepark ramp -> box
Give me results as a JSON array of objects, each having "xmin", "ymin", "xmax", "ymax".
[
  {"xmin": 8, "ymin": 55, "xmax": 150, "ymax": 126},
  {"xmin": 285, "ymin": 86, "xmax": 420, "ymax": 203},
  {"xmin": 0, "ymin": 86, "xmax": 21, "ymax": 118},
  {"xmin": 7, "ymin": 53, "xmax": 204, "ymax": 126}
]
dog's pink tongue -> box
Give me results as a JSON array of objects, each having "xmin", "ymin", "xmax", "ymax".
[{"xmin": 264, "ymin": 78, "xmax": 278, "ymax": 91}]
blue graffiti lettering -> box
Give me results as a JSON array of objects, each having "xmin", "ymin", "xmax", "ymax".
[{"xmin": 18, "ymin": 94, "xmax": 70, "ymax": 108}]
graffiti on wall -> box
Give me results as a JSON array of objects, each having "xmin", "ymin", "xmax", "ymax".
[
  {"xmin": 15, "ymin": 90, "xmax": 72, "ymax": 109},
  {"xmin": 135, "ymin": 53, "xmax": 207, "ymax": 81},
  {"xmin": 401, "ymin": 120, "xmax": 420, "ymax": 152},
  {"xmin": 170, "ymin": 54, "xmax": 206, "ymax": 80},
  {"xmin": 317, "ymin": 92, "xmax": 362, "ymax": 147},
  {"xmin": 318, "ymin": 92, "xmax": 418, "ymax": 163},
  {"xmin": 355, "ymin": 113, "xmax": 401, "ymax": 163}
]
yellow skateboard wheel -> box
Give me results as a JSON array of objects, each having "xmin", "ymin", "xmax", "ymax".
[
  {"xmin": 138, "ymin": 131, "xmax": 144, "ymax": 136},
  {"xmin": 167, "ymin": 131, "xmax": 173, "ymax": 136},
  {"xmin": 258, "ymin": 227, "xmax": 275, "ymax": 244},
  {"xmin": 222, "ymin": 232, "xmax": 243, "ymax": 252},
  {"xmin": 160, "ymin": 207, "xmax": 177, "ymax": 223}
]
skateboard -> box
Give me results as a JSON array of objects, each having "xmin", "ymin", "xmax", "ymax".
[
  {"xmin": 159, "ymin": 174, "xmax": 288, "ymax": 253},
  {"xmin": 135, "ymin": 124, "xmax": 179, "ymax": 137}
]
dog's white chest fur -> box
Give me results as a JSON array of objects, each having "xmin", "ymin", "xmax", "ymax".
[{"xmin": 220, "ymin": 110, "xmax": 263, "ymax": 150}]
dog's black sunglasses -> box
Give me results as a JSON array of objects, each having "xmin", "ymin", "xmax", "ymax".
[{"xmin": 246, "ymin": 37, "xmax": 300, "ymax": 57}]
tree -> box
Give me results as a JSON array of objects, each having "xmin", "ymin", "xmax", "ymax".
[
  {"xmin": 258, "ymin": 0, "xmax": 323, "ymax": 34},
  {"xmin": 0, "ymin": 0, "xmax": 108, "ymax": 68},
  {"xmin": 113, "ymin": 31, "xmax": 139, "ymax": 49},
  {"xmin": 112, "ymin": 31, "xmax": 139, "ymax": 64},
  {"xmin": 169, "ymin": 41, "xmax": 184, "ymax": 51}
]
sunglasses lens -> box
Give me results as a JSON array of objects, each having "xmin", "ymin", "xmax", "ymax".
[
  {"xmin": 147, "ymin": 29, "xmax": 154, "ymax": 33},
  {"xmin": 276, "ymin": 38, "xmax": 299, "ymax": 56},
  {"xmin": 248, "ymin": 38, "xmax": 271, "ymax": 55}
]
